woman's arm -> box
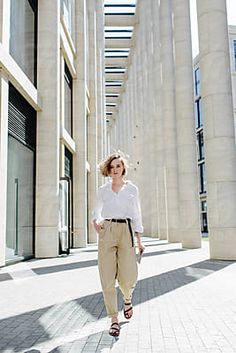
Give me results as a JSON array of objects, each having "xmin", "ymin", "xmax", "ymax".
[
  {"xmin": 135, "ymin": 232, "xmax": 145, "ymax": 255},
  {"xmin": 92, "ymin": 188, "xmax": 103, "ymax": 233}
]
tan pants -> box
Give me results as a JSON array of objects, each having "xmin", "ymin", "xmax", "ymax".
[{"xmin": 98, "ymin": 220, "xmax": 138, "ymax": 318}]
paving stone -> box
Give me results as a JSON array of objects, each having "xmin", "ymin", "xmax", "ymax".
[{"xmin": 0, "ymin": 239, "xmax": 236, "ymax": 353}]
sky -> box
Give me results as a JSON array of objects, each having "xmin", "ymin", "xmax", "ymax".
[{"xmin": 190, "ymin": 0, "xmax": 236, "ymax": 58}]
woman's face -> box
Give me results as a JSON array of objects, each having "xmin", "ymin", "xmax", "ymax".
[{"xmin": 109, "ymin": 158, "xmax": 124, "ymax": 178}]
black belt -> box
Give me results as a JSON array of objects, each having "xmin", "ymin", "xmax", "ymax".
[
  {"xmin": 105, "ymin": 218, "xmax": 134, "ymax": 247},
  {"xmin": 106, "ymin": 218, "xmax": 126, "ymax": 223}
]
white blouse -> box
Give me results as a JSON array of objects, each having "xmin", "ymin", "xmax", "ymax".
[{"xmin": 92, "ymin": 180, "xmax": 144, "ymax": 233}]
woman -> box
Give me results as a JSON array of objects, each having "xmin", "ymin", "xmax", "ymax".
[{"xmin": 92, "ymin": 152, "xmax": 144, "ymax": 337}]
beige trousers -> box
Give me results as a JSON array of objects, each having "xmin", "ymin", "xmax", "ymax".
[{"xmin": 98, "ymin": 220, "xmax": 138, "ymax": 318}]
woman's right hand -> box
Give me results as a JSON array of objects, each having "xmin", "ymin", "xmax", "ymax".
[{"xmin": 93, "ymin": 220, "xmax": 103, "ymax": 234}]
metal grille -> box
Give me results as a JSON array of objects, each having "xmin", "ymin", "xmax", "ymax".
[{"xmin": 8, "ymin": 84, "xmax": 36, "ymax": 150}]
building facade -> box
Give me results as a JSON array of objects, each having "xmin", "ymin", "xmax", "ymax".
[
  {"xmin": 1, "ymin": 0, "xmax": 236, "ymax": 266},
  {"xmin": 0, "ymin": 0, "xmax": 106, "ymax": 266}
]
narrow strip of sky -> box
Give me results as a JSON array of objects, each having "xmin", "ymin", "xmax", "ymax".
[{"xmin": 190, "ymin": 0, "xmax": 236, "ymax": 58}]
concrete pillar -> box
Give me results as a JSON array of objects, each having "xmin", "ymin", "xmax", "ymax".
[
  {"xmin": 73, "ymin": 0, "xmax": 88, "ymax": 247},
  {"xmin": 0, "ymin": 73, "xmax": 9, "ymax": 266},
  {"xmin": 88, "ymin": 0, "xmax": 98, "ymax": 243},
  {"xmin": 96, "ymin": 0, "xmax": 105, "ymax": 163},
  {"xmin": 137, "ymin": 2, "xmax": 150, "ymax": 234},
  {"xmin": 158, "ymin": 0, "xmax": 172, "ymax": 241},
  {"xmin": 134, "ymin": 64, "xmax": 141, "ymax": 187},
  {"xmin": 147, "ymin": 0, "xmax": 161, "ymax": 237},
  {"xmin": 124, "ymin": 85, "xmax": 130, "ymax": 154},
  {"xmin": 160, "ymin": 0, "xmax": 180, "ymax": 242},
  {"xmin": 144, "ymin": 0, "xmax": 155, "ymax": 236},
  {"xmin": 128, "ymin": 66, "xmax": 136, "ymax": 177},
  {"xmin": 130, "ymin": 51, "xmax": 140, "ymax": 183},
  {"xmin": 197, "ymin": 0, "xmax": 236, "ymax": 259},
  {"xmin": 36, "ymin": 1, "xmax": 60, "ymax": 257},
  {"xmin": 129, "ymin": 70, "xmax": 135, "ymax": 162},
  {"xmin": 0, "ymin": 0, "xmax": 10, "ymax": 266},
  {"xmin": 173, "ymin": 0, "xmax": 201, "ymax": 248}
]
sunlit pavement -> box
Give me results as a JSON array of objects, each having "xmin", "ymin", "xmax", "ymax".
[{"xmin": 0, "ymin": 237, "xmax": 236, "ymax": 353}]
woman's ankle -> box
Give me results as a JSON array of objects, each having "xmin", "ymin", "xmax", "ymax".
[{"xmin": 111, "ymin": 316, "xmax": 118, "ymax": 324}]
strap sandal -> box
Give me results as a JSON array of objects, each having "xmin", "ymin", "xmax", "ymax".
[
  {"xmin": 109, "ymin": 322, "xmax": 120, "ymax": 337},
  {"xmin": 123, "ymin": 302, "xmax": 133, "ymax": 320}
]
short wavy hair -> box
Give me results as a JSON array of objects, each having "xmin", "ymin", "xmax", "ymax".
[{"xmin": 99, "ymin": 152, "xmax": 128, "ymax": 177}]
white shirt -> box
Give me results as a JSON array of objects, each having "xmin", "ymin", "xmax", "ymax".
[{"xmin": 92, "ymin": 180, "xmax": 144, "ymax": 233}]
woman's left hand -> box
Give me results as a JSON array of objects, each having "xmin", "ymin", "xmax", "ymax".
[{"xmin": 137, "ymin": 242, "xmax": 145, "ymax": 256}]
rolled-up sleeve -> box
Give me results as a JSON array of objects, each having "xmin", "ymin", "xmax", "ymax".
[
  {"xmin": 132, "ymin": 187, "xmax": 144, "ymax": 233},
  {"xmin": 92, "ymin": 188, "xmax": 103, "ymax": 222}
]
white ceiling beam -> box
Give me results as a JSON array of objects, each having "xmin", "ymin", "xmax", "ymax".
[
  {"xmin": 105, "ymin": 38, "xmax": 133, "ymax": 48},
  {"xmin": 105, "ymin": 14, "xmax": 135, "ymax": 27}
]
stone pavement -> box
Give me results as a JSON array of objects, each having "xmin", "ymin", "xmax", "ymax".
[{"xmin": 0, "ymin": 238, "xmax": 236, "ymax": 353}]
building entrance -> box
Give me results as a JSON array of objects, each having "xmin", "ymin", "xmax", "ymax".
[{"xmin": 6, "ymin": 84, "xmax": 36, "ymax": 262}]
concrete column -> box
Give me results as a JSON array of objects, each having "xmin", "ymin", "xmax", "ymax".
[
  {"xmin": 73, "ymin": 0, "xmax": 88, "ymax": 247},
  {"xmin": 0, "ymin": 0, "xmax": 10, "ymax": 266},
  {"xmin": 128, "ymin": 67, "xmax": 135, "ymax": 171},
  {"xmin": 88, "ymin": 0, "xmax": 98, "ymax": 243},
  {"xmin": 120, "ymin": 97, "xmax": 125, "ymax": 151},
  {"xmin": 146, "ymin": 0, "xmax": 161, "ymax": 237},
  {"xmin": 137, "ymin": 2, "xmax": 150, "ymax": 233},
  {"xmin": 143, "ymin": 0, "xmax": 155, "ymax": 236},
  {"xmin": 130, "ymin": 70, "xmax": 135, "ymax": 159},
  {"xmin": 158, "ymin": 0, "xmax": 172, "ymax": 241},
  {"xmin": 197, "ymin": 0, "xmax": 236, "ymax": 259},
  {"xmin": 160, "ymin": 0, "xmax": 180, "ymax": 242},
  {"xmin": 125, "ymin": 81, "xmax": 130, "ymax": 155},
  {"xmin": 173, "ymin": 0, "xmax": 201, "ymax": 248},
  {"xmin": 36, "ymin": 0, "xmax": 60, "ymax": 257},
  {"xmin": 96, "ymin": 0, "xmax": 105, "ymax": 163},
  {"xmin": 130, "ymin": 51, "xmax": 140, "ymax": 183},
  {"xmin": 0, "ymin": 74, "xmax": 9, "ymax": 266}
]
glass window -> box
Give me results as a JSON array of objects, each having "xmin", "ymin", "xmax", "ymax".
[
  {"xmin": 10, "ymin": 0, "xmax": 37, "ymax": 86},
  {"xmin": 201, "ymin": 212, "xmax": 208, "ymax": 233},
  {"xmin": 6, "ymin": 136, "xmax": 34, "ymax": 260},
  {"xmin": 195, "ymin": 98, "xmax": 202, "ymax": 128},
  {"xmin": 64, "ymin": 63, "xmax": 73, "ymax": 136},
  {"xmin": 198, "ymin": 162, "xmax": 206, "ymax": 194},
  {"xmin": 197, "ymin": 131, "xmax": 205, "ymax": 161},
  {"xmin": 200, "ymin": 201, "xmax": 208, "ymax": 233},
  {"xmin": 60, "ymin": 0, "xmax": 75, "ymax": 40},
  {"xmin": 201, "ymin": 200, "xmax": 207, "ymax": 212},
  {"xmin": 199, "ymin": 131, "xmax": 204, "ymax": 160},
  {"xmin": 195, "ymin": 101, "xmax": 199, "ymax": 128},
  {"xmin": 194, "ymin": 67, "xmax": 201, "ymax": 96},
  {"xmin": 65, "ymin": 148, "xmax": 73, "ymax": 179},
  {"xmin": 234, "ymin": 40, "xmax": 236, "ymax": 71}
]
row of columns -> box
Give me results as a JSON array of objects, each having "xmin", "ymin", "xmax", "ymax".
[
  {"xmin": 110, "ymin": 0, "xmax": 236, "ymax": 259},
  {"xmin": 36, "ymin": 0, "xmax": 105, "ymax": 253}
]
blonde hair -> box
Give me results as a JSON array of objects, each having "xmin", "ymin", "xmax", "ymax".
[{"xmin": 99, "ymin": 152, "xmax": 129, "ymax": 177}]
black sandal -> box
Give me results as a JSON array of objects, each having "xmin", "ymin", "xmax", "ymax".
[
  {"xmin": 124, "ymin": 302, "xmax": 133, "ymax": 320},
  {"xmin": 109, "ymin": 322, "xmax": 120, "ymax": 337}
]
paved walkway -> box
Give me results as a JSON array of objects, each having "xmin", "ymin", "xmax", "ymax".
[{"xmin": 0, "ymin": 238, "xmax": 236, "ymax": 353}]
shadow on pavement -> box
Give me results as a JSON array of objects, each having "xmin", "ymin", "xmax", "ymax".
[
  {"xmin": 47, "ymin": 325, "xmax": 130, "ymax": 353},
  {"xmin": 143, "ymin": 248, "xmax": 185, "ymax": 257},
  {"xmin": 0, "ymin": 246, "xmax": 184, "ymax": 282},
  {"xmin": 0, "ymin": 259, "xmax": 234, "ymax": 352}
]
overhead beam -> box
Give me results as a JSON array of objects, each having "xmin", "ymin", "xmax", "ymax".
[
  {"xmin": 105, "ymin": 14, "xmax": 135, "ymax": 27},
  {"xmin": 105, "ymin": 57, "xmax": 129, "ymax": 66},
  {"xmin": 105, "ymin": 86, "xmax": 123, "ymax": 94},
  {"xmin": 105, "ymin": 39, "xmax": 133, "ymax": 48}
]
